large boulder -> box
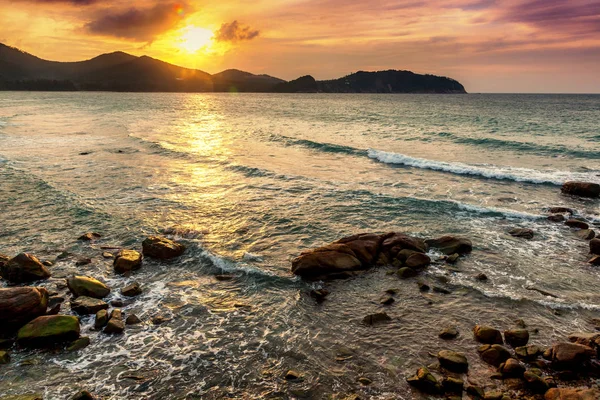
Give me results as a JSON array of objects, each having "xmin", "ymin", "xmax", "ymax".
[
  {"xmin": 0, "ymin": 287, "xmax": 48, "ymax": 328},
  {"xmin": 568, "ymin": 332, "xmax": 600, "ymax": 352},
  {"xmin": 17, "ymin": 315, "xmax": 80, "ymax": 347},
  {"xmin": 381, "ymin": 233, "xmax": 428, "ymax": 257},
  {"xmin": 1, "ymin": 253, "xmax": 51, "ymax": 283},
  {"xmin": 142, "ymin": 236, "xmax": 185, "ymax": 259},
  {"xmin": 545, "ymin": 388, "xmax": 600, "ymax": 400},
  {"xmin": 67, "ymin": 276, "xmax": 110, "ymax": 299},
  {"xmin": 71, "ymin": 296, "xmax": 108, "ymax": 315},
  {"xmin": 590, "ymin": 238, "xmax": 600, "ymax": 255},
  {"xmin": 291, "ymin": 243, "xmax": 362, "ymax": 280},
  {"xmin": 546, "ymin": 342, "xmax": 595, "ymax": 370},
  {"xmin": 113, "ymin": 250, "xmax": 142, "ymax": 274},
  {"xmin": 425, "ymin": 236, "xmax": 472, "ymax": 255},
  {"xmin": 334, "ymin": 233, "xmax": 383, "ymax": 265},
  {"xmin": 473, "ymin": 325, "xmax": 503, "ymax": 344},
  {"xmin": 561, "ymin": 181, "xmax": 600, "ymax": 198}
]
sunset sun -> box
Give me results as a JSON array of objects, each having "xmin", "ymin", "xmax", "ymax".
[{"xmin": 179, "ymin": 26, "xmax": 213, "ymax": 53}]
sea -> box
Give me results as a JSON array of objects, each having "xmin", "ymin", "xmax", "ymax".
[{"xmin": 0, "ymin": 92, "xmax": 599, "ymax": 399}]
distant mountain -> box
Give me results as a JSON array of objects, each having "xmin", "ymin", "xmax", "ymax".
[{"xmin": 0, "ymin": 43, "xmax": 466, "ymax": 93}]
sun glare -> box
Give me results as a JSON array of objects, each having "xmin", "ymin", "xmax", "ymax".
[{"xmin": 179, "ymin": 27, "xmax": 214, "ymax": 53}]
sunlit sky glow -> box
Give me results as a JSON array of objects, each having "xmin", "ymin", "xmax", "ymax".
[{"xmin": 1, "ymin": 0, "xmax": 599, "ymax": 92}]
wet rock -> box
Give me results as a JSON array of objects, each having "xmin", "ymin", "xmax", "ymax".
[
  {"xmin": 565, "ymin": 219, "xmax": 589, "ymax": 230},
  {"xmin": 102, "ymin": 252, "xmax": 113, "ymax": 259},
  {"xmin": 526, "ymin": 286, "xmax": 558, "ymax": 297},
  {"xmin": 42, "ymin": 260, "xmax": 53, "ymax": 267},
  {"xmin": 590, "ymin": 238, "xmax": 600, "ymax": 255},
  {"xmin": 544, "ymin": 388, "xmax": 600, "ymax": 400},
  {"xmin": 284, "ymin": 370, "xmax": 301, "ymax": 380},
  {"xmin": 446, "ymin": 253, "xmax": 460, "ymax": 264},
  {"xmin": 515, "ymin": 345, "xmax": 542, "ymax": 360},
  {"xmin": 437, "ymin": 350, "xmax": 468, "ymax": 373},
  {"xmin": 142, "ymin": 236, "xmax": 186, "ymax": 259},
  {"xmin": 125, "ymin": 314, "xmax": 142, "ymax": 325},
  {"xmin": 589, "ymin": 255, "xmax": 600, "ymax": 265},
  {"xmin": 397, "ymin": 267, "xmax": 417, "ymax": 278},
  {"xmin": 465, "ymin": 385, "xmax": 485, "ymax": 399},
  {"xmin": 309, "ymin": 289, "xmax": 329, "ymax": 303},
  {"xmin": 151, "ymin": 314, "xmax": 171, "ymax": 325},
  {"xmin": 78, "ymin": 233, "xmax": 101, "ymax": 241},
  {"xmin": 425, "ymin": 236, "xmax": 472, "ymax": 255},
  {"xmin": 67, "ymin": 276, "xmax": 110, "ymax": 299},
  {"xmin": 432, "ymin": 286, "xmax": 451, "ymax": 294},
  {"xmin": 474, "ymin": 325, "xmax": 503, "ymax": 344},
  {"xmin": 362, "ymin": 312, "xmax": 391, "ymax": 325},
  {"xmin": 508, "ymin": 228, "xmax": 534, "ymax": 239},
  {"xmin": 1, "ymin": 253, "xmax": 51, "ymax": 283},
  {"xmin": 121, "ymin": 282, "xmax": 142, "ymax": 297},
  {"xmin": 548, "ymin": 207, "xmax": 574, "ymax": 215},
  {"xmin": 380, "ymin": 296, "xmax": 395, "ymax": 305},
  {"xmin": 291, "ymin": 243, "xmax": 362, "ymax": 280},
  {"xmin": 336, "ymin": 233, "xmax": 385, "ymax": 265},
  {"xmin": 72, "ymin": 390, "xmax": 96, "ymax": 400},
  {"xmin": 568, "ymin": 332, "xmax": 600, "ymax": 350},
  {"xmin": 479, "ymin": 344, "xmax": 512, "ymax": 366},
  {"xmin": 561, "ymin": 181, "xmax": 600, "ymax": 198},
  {"xmin": 442, "ymin": 376, "xmax": 463, "ymax": 394},
  {"xmin": 547, "ymin": 342, "xmax": 595, "ymax": 370},
  {"xmin": 439, "ymin": 326, "xmax": 459, "ymax": 340},
  {"xmin": 523, "ymin": 370, "xmax": 549, "ymax": 394},
  {"xmin": 476, "ymin": 273, "xmax": 488, "ymax": 281},
  {"xmin": 0, "ymin": 253, "xmax": 8, "ymax": 267},
  {"xmin": 0, "ymin": 287, "xmax": 49, "ymax": 327},
  {"xmin": 215, "ymin": 274, "xmax": 234, "ymax": 281},
  {"xmin": 499, "ymin": 358, "xmax": 525, "ymax": 377},
  {"xmin": 17, "ymin": 315, "xmax": 80, "ymax": 347},
  {"xmin": 405, "ymin": 253, "xmax": 431, "ymax": 269},
  {"xmin": 94, "ymin": 310, "xmax": 108, "ymax": 329},
  {"xmin": 113, "ymin": 250, "xmax": 142, "ymax": 274},
  {"xmin": 46, "ymin": 303, "xmax": 61, "ymax": 315},
  {"xmin": 103, "ymin": 309, "xmax": 124, "ymax": 334},
  {"xmin": 576, "ymin": 229, "xmax": 596, "ymax": 240},
  {"xmin": 110, "ymin": 299, "xmax": 124, "ymax": 307},
  {"xmin": 75, "ymin": 258, "xmax": 92, "ymax": 267},
  {"xmin": 406, "ymin": 367, "xmax": 442, "ymax": 395},
  {"xmin": 548, "ymin": 214, "xmax": 566, "ymax": 222},
  {"xmin": 382, "ymin": 232, "xmax": 428, "ymax": 255},
  {"xmin": 417, "ymin": 281, "xmax": 430, "ymax": 291},
  {"xmin": 71, "ymin": 296, "xmax": 108, "ymax": 315},
  {"xmin": 504, "ymin": 329, "xmax": 529, "ymax": 347},
  {"xmin": 357, "ymin": 377, "xmax": 372, "ymax": 385},
  {"xmin": 67, "ymin": 336, "xmax": 90, "ymax": 352},
  {"xmin": 0, "ymin": 350, "xmax": 9, "ymax": 364}
]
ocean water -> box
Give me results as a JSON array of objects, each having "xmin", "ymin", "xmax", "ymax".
[{"xmin": 0, "ymin": 92, "xmax": 599, "ymax": 399}]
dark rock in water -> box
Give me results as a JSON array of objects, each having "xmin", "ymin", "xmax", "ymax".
[
  {"xmin": 446, "ymin": 253, "xmax": 460, "ymax": 264},
  {"xmin": 121, "ymin": 282, "xmax": 142, "ymax": 297},
  {"xmin": 547, "ymin": 342, "xmax": 595, "ymax": 370},
  {"xmin": 575, "ymin": 229, "xmax": 596, "ymax": 240},
  {"xmin": 357, "ymin": 377, "xmax": 372, "ymax": 385},
  {"xmin": 1, "ymin": 253, "xmax": 51, "ymax": 283},
  {"xmin": 382, "ymin": 232, "xmax": 428, "ymax": 255},
  {"xmin": 523, "ymin": 370, "xmax": 549, "ymax": 394},
  {"xmin": 362, "ymin": 312, "xmax": 391, "ymax": 325},
  {"xmin": 565, "ymin": 219, "xmax": 589, "ymax": 230},
  {"xmin": 508, "ymin": 228, "xmax": 534, "ymax": 239},
  {"xmin": 437, "ymin": 350, "xmax": 468, "ymax": 372},
  {"xmin": 406, "ymin": 367, "xmax": 442, "ymax": 395},
  {"xmin": 432, "ymin": 286, "xmax": 451, "ymax": 294},
  {"xmin": 504, "ymin": 329, "xmax": 529, "ymax": 347},
  {"xmin": 426, "ymin": 236, "xmax": 472, "ymax": 255},
  {"xmin": 309, "ymin": 289, "xmax": 329, "ymax": 303},
  {"xmin": 215, "ymin": 274, "xmax": 234, "ymax": 281},
  {"xmin": 561, "ymin": 181, "xmax": 600, "ymax": 198},
  {"xmin": 67, "ymin": 276, "xmax": 110, "ymax": 299},
  {"xmin": 548, "ymin": 214, "xmax": 566, "ymax": 222},
  {"xmin": 291, "ymin": 243, "xmax": 362, "ymax": 280},
  {"xmin": 71, "ymin": 296, "xmax": 108, "ymax": 315},
  {"xmin": 479, "ymin": 344, "xmax": 511, "ymax": 366},
  {"xmin": 67, "ymin": 336, "xmax": 90, "ymax": 352},
  {"xmin": 397, "ymin": 267, "xmax": 417, "ymax": 278},
  {"xmin": 152, "ymin": 314, "xmax": 171, "ymax": 325},
  {"xmin": 78, "ymin": 233, "xmax": 101, "ymax": 241},
  {"xmin": 336, "ymin": 232, "xmax": 385, "ymax": 265},
  {"xmin": 475, "ymin": 273, "xmax": 488, "ymax": 281},
  {"xmin": 515, "ymin": 345, "xmax": 542, "ymax": 360},
  {"xmin": 46, "ymin": 303, "xmax": 61, "ymax": 315},
  {"xmin": 75, "ymin": 258, "xmax": 92, "ymax": 267},
  {"xmin": 567, "ymin": 332, "xmax": 600, "ymax": 350},
  {"xmin": 442, "ymin": 376, "xmax": 463, "ymax": 394},
  {"xmin": 284, "ymin": 370, "xmax": 301, "ymax": 380},
  {"xmin": 548, "ymin": 207, "xmax": 574, "ymax": 215},
  {"xmin": 588, "ymin": 255, "xmax": 600, "ymax": 265},
  {"xmin": 0, "ymin": 350, "xmax": 10, "ymax": 364},
  {"xmin": 465, "ymin": 385, "xmax": 484, "ymax": 398},
  {"xmin": 103, "ymin": 309, "xmax": 124, "ymax": 334},
  {"xmin": 113, "ymin": 250, "xmax": 142, "ymax": 274},
  {"xmin": 405, "ymin": 253, "xmax": 431, "ymax": 269},
  {"xmin": 439, "ymin": 326, "xmax": 459, "ymax": 340},
  {"xmin": 474, "ymin": 325, "xmax": 503, "ymax": 344},
  {"xmin": 94, "ymin": 310, "xmax": 108, "ymax": 330},
  {"xmin": 590, "ymin": 238, "xmax": 600, "ymax": 255},
  {"xmin": 72, "ymin": 390, "xmax": 97, "ymax": 400},
  {"xmin": 102, "ymin": 252, "xmax": 113, "ymax": 259},
  {"xmin": 0, "ymin": 287, "xmax": 49, "ymax": 327},
  {"xmin": 417, "ymin": 281, "xmax": 430, "ymax": 291},
  {"xmin": 17, "ymin": 315, "xmax": 80, "ymax": 347},
  {"xmin": 380, "ymin": 296, "xmax": 395, "ymax": 305},
  {"xmin": 545, "ymin": 388, "xmax": 600, "ymax": 400},
  {"xmin": 142, "ymin": 236, "xmax": 186, "ymax": 259},
  {"xmin": 110, "ymin": 299, "xmax": 124, "ymax": 307},
  {"xmin": 126, "ymin": 314, "xmax": 142, "ymax": 325},
  {"xmin": 499, "ymin": 358, "xmax": 525, "ymax": 377}
]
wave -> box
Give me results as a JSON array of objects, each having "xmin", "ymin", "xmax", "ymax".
[
  {"xmin": 267, "ymin": 134, "xmax": 367, "ymax": 157},
  {"xmin": 368, "ymin": 149, "xmax": 600, "ymax": 185}
]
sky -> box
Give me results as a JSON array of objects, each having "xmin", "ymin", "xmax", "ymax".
[{"xmin": 1, "ymin": 0, "xmax": 599, "ymax": 93}]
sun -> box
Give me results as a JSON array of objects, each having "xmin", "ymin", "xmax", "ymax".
[{"xmin": 179, "ymin": 26, "xmax": 214, "ymax": 53}]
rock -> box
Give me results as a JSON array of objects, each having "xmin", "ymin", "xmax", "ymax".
[
  {"xmin": 75, "ymin": 258, "xmax": 92, "ymax": 267},
  {"xmin": 466, "ymin": 385, "xmax": 485, "ymax": 398},
  {"xmin": 479, "ymin": 344, "xmax": 512, "ymax": 366},
  {"xmin": 590, "ymin": 238, "xmax": 600, "ymax": 255},
  {"xmin": 125, "ymin": 314, "xmax": 142, "ymax": 325},
  {"xmin": 71, "ymin": 296, "xmax": 108, "ymax": 315},
  {"xmin": 284, "ymin": 370, "xmax": 301, "ymax": 380},
  {"xmin": 568, "ymin": 332, "xmax": 600, "ymax": 350},
  {"xmin": 476, "ymin": 273, "xmax": 488, "ymax": 281},
  {"xmin": 499, "ymin": 358, "xmax": 525, "ymax": 377},
  {"xmin": 547, "ymin": 342, "xmax": 595, "ymax": 370},
  {"xmin": 576, "ymin": 229, "xmax": 596, "ymax": 240},
  {"xmin": 67, "ymin": 276, "xmax": 110, "ymax": 299},
  {"xmin": 0, "ymin": 253, "xmax": 8, "ymax": 267},
  {"xmin": 104, "ymin": 309, "xmax": 124, "ymax": 334},
  {"xmin": 215, "ymin": 274, "xmax": 234, "ymax": 281},
  {"xmin": 0, "ymin": 350, "xmax": 9, "ymax": 364},
  {"xmin": 446, "ymin": 253, "xmax": 460, "ymax": 264},
  {"xmin": 0, "ymin": 287, "xmax": 49, "ymax": 327},
  {"xmin": 548, "ymin": 207, "xmax": 574, "ymax": 214},
  {"xmin": 102, "ymin": 252, "xmax": 113, "ymax": 259},
  {"xmin": 42, "ymin": 260, "xmax": 53, "ymax": 267},
  {"xmin": 17, "ymin": 315, "xmax": 80, "ymax": 347},
  {"xmin": 417, "ymin": 281, "xmax": 430, "ymax": 291},
  {"xmin": 508, "ymin": 228, "xmax": 534, "ymax": 239},
  {"xmin": 113, "ymin": 250, "xmax": 142, "ymax": 274},
  {"xmin": 425, "ymin": 236, "xmax": 472, "ymax": 255},
  {"xmin": 565, "ymin": 219, "xmax": 589, "ymax": 230},
  {"xmin": 397, "ymin": 267, "xmax": 417, "ymax": 278},
  {"xmin": 309, "ymin": 289, "xmax": 329, "ymax": 303},
  {"xmin": 380, "ymin": 296, "xmax": 395, "ymax": 305},
  {"xmin": 544, "ymin": 388, "xmax": 600, "ymax": 400},
  {"xmin": 504, "ymin": 329, "xmax": 529, "ymax": 347},
  {"xmin": 121, "ymin": 282, "xmax": 142, "ymax": 297},
  {"xmin": 1, "ymin": 253, "xmax": 51, "ymax": 283},
  {"xmin": 78, "ymin": 233, "xmax": 101, "ymax": 241},
  {"xmin": 142, "ymin": 236, "xmax": 185, "ymax": 259},
  {"xmin": 439, "ymin": 326, "xmax": 459, "ymax": 339},
  {"xmin": 437, "ymin": 350, "xmax": 469, "ymax": 373},
  {"xmin": 46, "ymin": 303, "xmax": 61, "ymax": 315},
  {"xmin": 432, "ymin": 286, "xmax": 451, "ymax": 294},
  {"xmin": 336, "ymin": 233, "xmax": 385, "ymax": 265},
  {"xmin": 561, "ymin": 181, "xmax": 600, "ymax": 198},
  {"xmin": 357, "ymin": 377, "xmax": 372, "ymax": 385},
  {"xmin": 382, "ymin": 232, "xmax": 428, "ymax": 256},
  {"xmin": 94, "ymin": 310, "xmax": 108, "ymax": 329},
  {"xmin": 406, "ymin": 367, "xmax": 442, "ymax": 395},
  {"xmin": 72, "ymin": 390, "xmax": 96, "ymax": 400},
  {"xmin": 523, "ymin": 370, "xmax": 549, "ymax": 394},
  {"xmin": 442, "ymin": 376, "xmax": 463, "ymax": 394},
  {"xmin": 589, "ymin": 255, "xmax": 600, "ymax": 265},
  {"xmin": 515, "ymin": 345, "xmax": 542, "ymax": 360},
  {"xmin": 362, "ymin": 312, "xmax": 391, "ymax": 325},
  {"xmin": 291, "ymin": 243, "xmax": 362, "ymax": 280},
  {"xmin": 151, "ymin": 314, "xmax": 170, "ymax": 325},
  {"xmin": 0, "ymin": 338, "xmax": 14, "ymax": 349},
  {"xmin": 548, "ymin": 214, "xmax": 566, "ymax": 222},
  {"xmin": 67, "ymin": 336, "xmax": 90, "ymax": 351},
  {"xmin": 474, "ymin": 325, "xmax": 503, "ymax": 344},
  {"xmin": 405, "ymin": 253, "xmax": 431, "ymax": 269}
]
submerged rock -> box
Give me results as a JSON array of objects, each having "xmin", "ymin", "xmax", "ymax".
[
  {"xmin": 309, "ymin": 289, "xmax": 329, "ymax": 303},
  {"xmin": 548, "ymin": 214, "xmax": 566, "ymax": 222},
  {"xmin": 125, "ymin": 314, "xmax": 142, "ymax": 325},
  {"xmin": 17, "ymin": 315, "xmax": 80, "ymax": 347},
  {"xmin": 284, "ymin": 370, "xmax": 301, "ymax": 380},
  {"xmin": 67, "ymin": 336, "xmax": 90, "ymax": 352},
  {"xmin": 113, "ymin": 250, "xmax": 142, "ymax": 274},
  {"xmin": 508, "ymin": 228, "xmax": 534, "ymax": 239},
  {"xmin": 561, "ymin": 181, "xmax": 600, "ymax": 198},
  {"xmin": 437, "ymin": 350, "xmax": 469, "ymax": 373},
  {"xmin": 67, "ymin": 276, "xmax": 110, "ymax": 299},
  {"xmin": 292, "ymin": 243, "xmax": 362, "ymax": 280},
  {"xmin": 405, "ymin": 253, "xmax": 431, "ymax": 269},
  {"xmin": 442, "ymin": 376, "xmax": 463, "ymax": 394},
  {"xmin": 523, "ymin": 370, "xmax": 549, "ymax": 394},
  {"xmin": 406, "ymin": 367, "xmax": 442, "ymax": 395},
  {"xmin": 1, "ymin": 253, "xmax": 51, "ymax": 283},
  {"xmin": 576, "ymin": 229, "xmax": 596, "ymax": 240},
  {"xmin": 104, "ymin": 309, "xmax": 124, "ymax": 334},
  {"xmin": 94, "ymin": 310, "xmax": 108, "ymax": 330},
  {"xmin": 397, "ymin": 267, "xmax": 417, "ymax": 278},
  {"xmin": 78, "ymin": 233, "xmax": 101, "ymax": 241},
  {"xmin": 590, "ymin": 238, "xmax": 600, "ymax": 255},
  {"xmin": 474, "ymin": 325, "xmax": 503, "ymax": 344},
  {"xmin": 142, "ymin": 236, "xmax": 185, "ymax": 259},
  {"xmin": 71, "ymin": 296, "xmax": 108, "ymax": 315},
  {"xmin": 0, "ymin": 287, "xmax": 49, "ymax": 327},
  {"xmin": 121, "ymin": 282, "xmax": 142, "ymax": 297},
  {"xmin": 565, "ymin": 219, "xmax": 589, "ymax": 230},
  {"xmin": 439, "ymin": 326, "xmax": 459, "ymax": 340},
  {"xmin": 567, "ymin": 332, "xmax": 600, "ymax": 350},
  {"xmin": 504, "ymin": 329, "xmax": 529, "ymax": 347},
  {"xmin": 425, "ymin": 236, "xmax": 472, "ymax": 255},
  {"xmin": 362, "ymin": 312, "xmax": 391, "ymax": 325},
  {"xmin": 589, "ymin": 255, "xmax": 600, "ymax": 265}
]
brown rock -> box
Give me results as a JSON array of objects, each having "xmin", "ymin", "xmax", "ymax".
[
  {"xmin": 504, "ymin": 329, "xmax": 529, "ymax": 347},
  {"xmin": 439, "ymin": 326, "xmax": 459, "ymax": 340},
  {"xmin": 523, "ymin": 370, "xmax": 549, "ymax": 394},
  {"xmin": 78, "ymin": 232, "xmax": 101, "ymax": 241},
  {"xmin": 508, "ymin": 228, "xmax": 534, "ymax": 239},
  {"xmin": 588, "ymin": 255, "xmax": 600, "ymax": 265},
  {"xmin": 548, "ymin": 207, "xmax": 574, "ymax": 215},
  {"xmin": 397, "ymin": 267, "xmax": 417, "ymax": 278},
  {"xmin": 121, "ymin": 282, "xmax": 142, "ymax": 297},
  {"xmin": 474, "ymin": 325, "xmax": 503, "ymax": 344},
  {"xmin": 334, "ymin": 233, "xmax": 382, "ymax": 266},
  {"xmin": 113, "ymin": 249, "xmax": 142, "ymax": 274},
  {"xmin": 425, "ymin": 236, "xmax": 472, "ymax": 255},
  {"xmin": 362, "ymin": 312, "xmax": 391, "ymax": 325},
  {"xmin": 94, "ymin": 309, "xmax": 108, "ymax": 329},
  {"xmin": 479, "ymin": 344, "xmax": 511, "ymax": 366},
  {"xmin": 125, "ymin": 314, "xmax": 142, "ymax": 325},
  {"xmin": 67, "ymin": 276, "xmax": 111, "ymax": 299},
  {"xmin": 576, "ymin": 229, "xmax": 596, "ymax": 240},
  {"xmin": 499, "ymin": 358, "xmax": 525, "ymax": 377},
  {"xmin": 142, "ymin": 236, "xmax": 186, "ymax": 259},
  {"xmin": 548, "ymin": 342, "xmax": 595, "ymax": 370},
  {"xmin": 0, "ymin": 287, "xmax": 49, "ymax": 327},
  {"xmin": 568, "ymin": 332, "xmax": 600, "ymax": 349},
  {"xmin": 515, "ymin": 345, "xmax": 542, "ymax": 360},
  {"xmin": 548, "ymin": 214, "xmax": 566, "ymax": 222},
  {"xmin": 71, "ymin": 296, "xmax": 108, "ymax": 315},
  {"xmin": 406, "ymin": 367, "xmax": 442, "ymax": 395},
  {"xmin": 544, "ymin": 388, "xmax": 600, "ymax": 400},
  {"xmin": 590, "ymin": 238, "xmax": 600, "ymax": 255},
  {"xmin": 103, "ymin": 309, "xmax": 124, "ymax": 334},
  {"xmin": 405, "ymin": 253, "xmax": 431, "ymax": 269},
  {"xmin": 565, "ymin": 219, "xmax": 589, "ymax": 230},
  {"xmin": 561, "ymin": 181, "xmax": 600, "ymax": 198},
  {"xmin": 1, "ymin": 253, "xmax": 51, "ymax": 283},
  {"xmin": 437, "ymin": 350, "xmax": 468, "ymax": 373},
  {"xmin": 382, "ymin": 233, "xmax": 428, "ymax": 256},
  {"xmin": 291, "ymin": 243, "xmax": 362, "ymax": 279}
]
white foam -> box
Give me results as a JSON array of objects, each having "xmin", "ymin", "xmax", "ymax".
[{"xmin": 368, "ymin": 149, "xmax": 600, "ymax": 185}]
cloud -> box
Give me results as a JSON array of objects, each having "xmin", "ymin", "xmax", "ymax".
[
  {"xmin": 9, "ymin": 0, "xmax": 97, "ymax": 4},
  {"xmin": 84, "ymin": 2, "xmax": 191, "ymax": 41},
  {"xmin": 214, "ymin": 20, "xmax": 259, "ymax": 42}
]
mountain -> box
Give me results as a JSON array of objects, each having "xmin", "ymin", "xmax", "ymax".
[{"xmin": 0, "ymin": 43, "xmax": 466, "ymax": 93}]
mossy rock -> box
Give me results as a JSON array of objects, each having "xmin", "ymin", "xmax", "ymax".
[
  {"xmin": 17, "ymin": 315, "xmax": 80, "ymax": 347},
  {"xmin": 67, "ymin": 276, "xmax": 110, "ymax": 299}
]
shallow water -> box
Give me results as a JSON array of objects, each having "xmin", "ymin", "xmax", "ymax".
[{"xmin": 0, "ymin": 92, "xmax": 599, "ymax": 399}]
